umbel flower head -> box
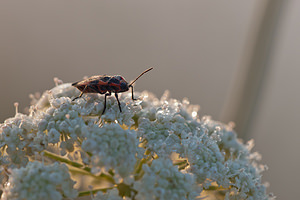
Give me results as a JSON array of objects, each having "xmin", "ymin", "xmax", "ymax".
[
  {"xmin": 1, "ymin": 161, "xmax": 77, "ymax": 200},
  {"xmin": 0, "ymin": 79, "xmax": 275, "ymax": 200}
]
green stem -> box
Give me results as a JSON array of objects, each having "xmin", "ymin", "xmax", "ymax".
[
  {"xmin": 174, "ymin": 159, "xmax": 189, "ymax": 170},
  {"xmin": 134, "ymin": 158, "xmax": 146, "ymax": 174},
  {"xmin": 69, "ymin": 167, "xmax": 93, "ymax": 176},
  {"xmin": 78, "ymin": 182, "xmax": 138, "ymax": 198},
  {"xmin": 99, "ymin": 173, "xmax": 115, "ymax": 183},
  {"xmin": 204, "ymin": 186, "xmax": 229, "ymax": 191},
  {"xmin": 178, "ymin": 163, "xmax": 189, "ymax": 170},
  {"xmin": 173, "ymin": 160, "xmax": 188, "ymax": 166},
  {"xmin": 42, "ymin": 150, "xmax": 86, "ymax": 169},
  {"xmin": 117, "ymin": 183, "xmax": 137, "ymax": 198},
  {"xmin": 134, "ymin": 156, "xmax": 152, "ymax": 180},
  {"xmin": 42, "ymin": 150, "xmax": 115, "ymax": 183},
  {"xmin": 78, "ymin": 187, "xmax": 114, "ymax": 197}
]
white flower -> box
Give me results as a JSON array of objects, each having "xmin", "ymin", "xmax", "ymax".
[
  {"xmin": 137, "ymin": 98, "xmax": 197, "ymax": 157},
  {"xmin": 0, "ymin": 113, "xmax": 45, "ymax": 166},
  {"xmin": 1, "ymin": 161, "xmax": 78, "ymax": 200},
  {"xmin": 35, "ymin": 95, "xmax": 89, "ymax": 155},
  {"xmin": 182, "ymin": 130, "xmax": 228, "ymax": 187},
  {"xmin": 95, "ymin": 93, "xmax": 139, "ymax": 127},
  {"xmin": 133, "ymin": 158, "xmax": 200, "ymax": 200},
  {"xmin": 199, "ymin": 117, "xmax": 272, "ymax": 199},
  {"xmin": 82, "ymin": 123, "xmax": 140, "ymax": 178},
  {"xmin": 48, "ymin": 128, "xmax": 60, "ymax": 143}
]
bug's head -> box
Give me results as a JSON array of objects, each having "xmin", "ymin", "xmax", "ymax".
[{"xmin": 120, "ymin": 82, "xmax": 129, "ymax": 92}]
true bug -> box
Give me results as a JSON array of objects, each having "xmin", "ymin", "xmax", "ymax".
[{"xmin": 72, "ymin": 67, "xmax": 153, "ymax": 114}]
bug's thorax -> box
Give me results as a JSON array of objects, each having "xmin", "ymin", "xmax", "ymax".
[{"xmin": 108, "ymin": 75, "xmax": 129, "ymax": 93}]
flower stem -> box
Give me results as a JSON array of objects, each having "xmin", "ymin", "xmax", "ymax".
[
  {"xmin": 78, "ymin": 187, "xmax": 114, "ymax": 197},
  {"xmin": 42, "ymin": 150, "xmax": 85, "ymax": 169},
  {"xmin": 42, "ymin": 150, "xmax": 115, "ymax": 183},
  {"xmin": 117, "ymin": 183, "xmax": 137, "ymax": 198},
  {"xmin": 204, "ymin": 185, "xmax": 229, "ymax": 191},
  {"xmin": 134, "ymin": 156, "xmax": 152, "ymax": 180}
]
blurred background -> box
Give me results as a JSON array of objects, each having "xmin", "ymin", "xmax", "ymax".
[{"xmin": 0, "ymin": 0, "xmax": 299, "ymax": 199}]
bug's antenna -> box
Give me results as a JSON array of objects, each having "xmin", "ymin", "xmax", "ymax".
[{"xmin": 129, "ymin": 67, "xmax": 153, "ymax": 86}]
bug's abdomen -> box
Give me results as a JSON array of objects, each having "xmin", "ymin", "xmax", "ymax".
[
  {"xmin": 72, "ymin": 75, "xmax": 110, "ymax": 94},
  {"xmin": 78, "ymin": 84, "xmax": 108, "ymax": 94}
]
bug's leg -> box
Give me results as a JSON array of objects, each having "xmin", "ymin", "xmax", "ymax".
[
  {"xmin": 102, "ymin": 92, "xmax": 111, "ymax": 114},
  {"xmin": 130, "ymin": 85, "xmax": 137, "ymax": 101},
  {"xmin": 72, "ymin": 85, "xmax": 88, "ymax": 101},
  {"xmin": 115, "ymin": 93, "xmax": 122, "ymax": 112}
]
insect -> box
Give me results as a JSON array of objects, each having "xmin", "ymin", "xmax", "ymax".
[{"xmin": 72, "ymin": 67, "xmax": 153, "ymax": 114}]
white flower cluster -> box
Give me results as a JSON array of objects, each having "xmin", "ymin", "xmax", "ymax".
[
  {"xmin": 200, "ymin": 118, "xmax": 271, "ymax": 199},
  {"xmin": 1, "ymin": 161, "xmax": 77, "ymax": 200},
  {"xmin": 0, "ymin": 81, "xmax": 274, "ymax": 200},
  {"xmin": 82, "ymin": 123, "xmax": 140, "ymax": 178},
  {"xmin": 133, "ymin": 158, "xmax": 199, "ymax": 200},
  {"xmin": 0, "ymin": 113, "xmax": 45, "ymax": 167}
]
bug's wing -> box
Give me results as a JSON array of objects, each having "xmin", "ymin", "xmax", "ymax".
[{"xmin": 72, "ymin": 75, "xmax": 108, "ymax": 87}]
